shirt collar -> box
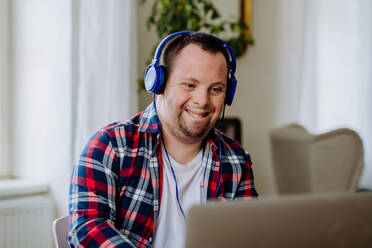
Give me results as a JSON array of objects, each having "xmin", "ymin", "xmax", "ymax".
[
  {"xmin": 205, "ymin": 128, "xmax": 221, "ymax": 149},
  {"xmin": 137, "ymin": 103, "xmax": 161, "ymax": 133}
]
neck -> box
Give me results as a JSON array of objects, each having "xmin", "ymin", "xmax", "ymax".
[{"xmin": 161, "ymin": 128, "xmax": 203, "ymax": 165}]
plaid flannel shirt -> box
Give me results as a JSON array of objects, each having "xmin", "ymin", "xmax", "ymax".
[{"xmin": 68, "ymin": 104, "xmax": 258, "ymax": 248}]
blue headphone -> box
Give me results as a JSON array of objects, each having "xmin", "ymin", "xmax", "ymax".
[{"xmin": 144, "ymin": 31, "xmax": 238, "ymax": 106}]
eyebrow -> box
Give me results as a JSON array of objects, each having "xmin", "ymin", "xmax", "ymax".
[{"xmin": 181, "ymin": 77, "xmax": 226, "ymax": 87}]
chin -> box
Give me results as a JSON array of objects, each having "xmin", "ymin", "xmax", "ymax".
[{"xmin": 180, "ymin": 126, "xmax": 212, "ymax": 143}]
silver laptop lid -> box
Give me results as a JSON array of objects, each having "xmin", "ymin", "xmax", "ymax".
[{"xmin": 185, "ymin": 192, "xmax": 372, "ymax": 248}]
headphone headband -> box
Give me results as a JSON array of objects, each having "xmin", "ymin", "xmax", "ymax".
[
  {"xmin": 144, "ymin": 31, "xmax": 238, "ymax": 105},
  {"xmin": 153, "ymin": 31, "xmax": 193, "ymax": 65}
]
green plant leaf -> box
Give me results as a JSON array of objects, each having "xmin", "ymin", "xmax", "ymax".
[{"xmin": 138, "ymin": 0, "xmax": 254, "ymax": 91}]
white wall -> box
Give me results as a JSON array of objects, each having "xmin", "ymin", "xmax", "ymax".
[
  {"xmin": 227, "ymin": 1, "xmax": 307, "ymax": 194},
  {"xmin": 137, "ymin": 0, "xmax": 158, "ymax": 111},
  {"xmin": 11, "ymin": 0, "xmax": 72, "ymax": 215},
  {"xmin": 137, "ymin": 0, "xmax": 307, "ymax": 194}
]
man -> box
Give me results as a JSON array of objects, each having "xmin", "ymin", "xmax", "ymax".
[{"xmin": 68, "ymin": 31, "xmax": 258, "ymax": 248}]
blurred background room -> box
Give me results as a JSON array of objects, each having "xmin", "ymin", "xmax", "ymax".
[{"xmin": 0, "ymin": 0, "xmax": 371, "ymax": 247}]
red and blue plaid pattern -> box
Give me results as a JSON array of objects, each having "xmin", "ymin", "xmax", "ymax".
[{"xmin": 68, "ymin": 104, "xmax": 258, "ymax": 247}]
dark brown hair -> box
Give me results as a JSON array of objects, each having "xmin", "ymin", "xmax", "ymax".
[{"xmin": 161, "ymin": 32, "xmax": 231, "ymax": 83}]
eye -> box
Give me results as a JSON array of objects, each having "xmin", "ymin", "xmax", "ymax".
[
  {"xmin": 210, "ymin": 86, "xmax": 223, "ymax": 95},
  {"xmin": 183, "ymin": 82, "xmax": 196, "ymax": 90}
]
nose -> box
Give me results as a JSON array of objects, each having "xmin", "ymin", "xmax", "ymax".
[{"xmin": 193, "ymin": 87, "xmax": 210, "ymax": 107}]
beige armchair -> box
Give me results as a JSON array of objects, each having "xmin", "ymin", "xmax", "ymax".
[{"xmin": 270, "ymin": 124, "xmax": 364, "ymax": 194}]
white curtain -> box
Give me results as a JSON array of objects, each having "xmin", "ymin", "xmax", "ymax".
[
  {"xmin": 0, "ymin": 0, "xmax": 9, "ymax": 176},
  {"xmin": 73, "ymin": 0, "xmax": 138, "ymax": 159},
  {"xmin": 9, "ymin": 0, "xmax": 137, "ymax": 216},
  {"xmin": 298, "ymin": 0, "xmax": 372, "ymax": 188},
  {"xmin": 11, "ymin": 0, "xmax": 73, "ymax": 215}
]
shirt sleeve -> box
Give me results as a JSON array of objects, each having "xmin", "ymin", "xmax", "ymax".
[
  {"xmin": 234, "ymin": 151, "xmax": 259, "ymax": 199},
  {"xmin": 68, "ymin": 130, "xmax": 135, "ymax": 248}
]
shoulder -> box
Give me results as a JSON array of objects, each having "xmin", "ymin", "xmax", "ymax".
[
  {"xmin": 210, "ymin": 127, "xmax": 252, "ymax": 164},
  {"xmin": 80, "ymin": 110, "xmax": 147, "ymax": 155},
  {"xmin": 210, "ymin": 127, "xmax": 247, "ymax": 153},
  {"xmin": 87, "ymin": 104, "xmax": 161, "ymax": 146},
  {"xmin": 87, "ymin": 114, "xmax": 140, "ymax": 144}
]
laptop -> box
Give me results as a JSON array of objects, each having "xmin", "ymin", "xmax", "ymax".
[{"xmin": 185, "ymin": 192, "xmax": 372, "ymax": 248}]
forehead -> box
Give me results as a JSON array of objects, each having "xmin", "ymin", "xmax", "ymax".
[{"xmin": 168, "ymin": 44, "xmax": 228, "ymax": 85}]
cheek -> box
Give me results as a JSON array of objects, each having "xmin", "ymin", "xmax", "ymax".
[
  {"xmin": 167, "ymin": 90, "xmax": 190, "ymax": 109},
  {"xmin": 212, "ymin": 96, "xmax": 226, "ymax": 112}
]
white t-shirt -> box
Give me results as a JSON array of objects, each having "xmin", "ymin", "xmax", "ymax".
[{"xmin": 153, "ymin": 146, "xmax": 204, "ymax": 248}]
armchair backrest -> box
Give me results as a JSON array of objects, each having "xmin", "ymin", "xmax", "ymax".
[
  {"xmin": 270, "ymin": 124, "xmax": 363, "ymax": 194},
  {"xmin": 52, "ymin": 215, "xmax": 69, "ymax": 248}
]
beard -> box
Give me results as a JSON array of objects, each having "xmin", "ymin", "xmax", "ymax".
[{"xmin": 166, "ymin": 111, "xmax": 214, "ymax": 144}]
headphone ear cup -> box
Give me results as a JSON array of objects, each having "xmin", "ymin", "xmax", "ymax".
[
  {"xmin": 156, "ymin": 66, "xmax": 167, "ymax": 94},
  {"xmin": 144, "ymin": 64, "xmax": 158, "ymax": 93},
  {"xmin": 225, "ymin": 77, "xmax": 237, "ymax": 106},
  {"xmin": 145, "ymin": 64, "xmax": 165, "ymax": 94}
]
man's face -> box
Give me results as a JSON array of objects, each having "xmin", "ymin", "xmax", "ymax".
[{"xmin": 156, "ymin": 43, "xmax": 228, "ymax": 144}]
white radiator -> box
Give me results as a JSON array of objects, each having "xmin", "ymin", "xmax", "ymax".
[{"xmin": 0, "ymin": 193, "xmax": 54, "ymax": 248}]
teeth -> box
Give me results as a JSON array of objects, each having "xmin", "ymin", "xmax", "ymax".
[{"xmin": 188, "ymin": 110, "xmax": 205, "ymax": 119}]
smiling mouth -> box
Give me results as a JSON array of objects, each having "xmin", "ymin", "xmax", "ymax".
[{"xmin": 186, "ymin": 109, "xmax": 209, "ymax": 119}]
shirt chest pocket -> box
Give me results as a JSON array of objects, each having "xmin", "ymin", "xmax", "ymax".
[{"xmin": 220, "ymin": 162, "xmax": 243, "ymax": 199}]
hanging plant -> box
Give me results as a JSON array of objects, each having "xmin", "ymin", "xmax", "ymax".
[{"xmin": 138, "ymin": 0, "xmax": 254, "ymax": 91}]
